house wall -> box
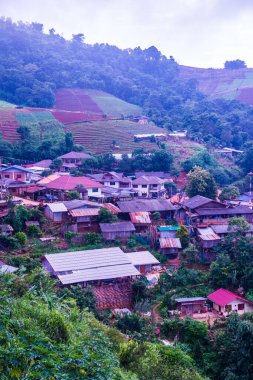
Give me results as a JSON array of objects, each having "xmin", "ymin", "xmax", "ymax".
[
  {"xmin": 102, "ymin": 230, "xmax": 132, "ymax": 241},
  {"xmin": 134, "ymin": 264, "xmax": 151, "ymax": 274},
  {"xmin": 44, "ymin": 207, "xmax": 64, "ymax": 222},
  {"xmin": 1, "ymin": 171, "xmax": 29, "ymax": 182},
  {"xmin": 213, "ymin": 300, "xmax": 253, "ymax": 315},
  {"xmin": 103, "ymin": 180, "xmax": 120, "ymax": 189},
  {"xmin": 87, "ymin": 187, "xmax": 102, "ymax": 198}
]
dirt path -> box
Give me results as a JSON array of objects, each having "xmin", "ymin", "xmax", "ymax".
[{"xmin": 152, "ymin": 303, "xmax": 160, "ymax": 325}]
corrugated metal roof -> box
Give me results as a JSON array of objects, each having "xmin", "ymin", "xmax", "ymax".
[
  {"xmin": 37, "ymin": 173, "xmax": 61, "ymax": 185},
  {"xmin": 100, "ymin": 221, "xmax": 135, "ymax": 232},
  {"xmin": 46, "ymin": 203, "xmax": 68, "ymax": 213},
  {"xmin": 183, "ymin": 195, "xmax": 212, "ymax": 209},
  {"xmin": 130, "ymin": 212, "xmax": 151, "ymax": 224},
  {"xmin": 69, "ymin": 208, "xmax": 100, "ymax": 217},
  {"xmin": 199, "ymin": 233, "xmax": 221, "ymax": 241},
  {"xmin": 45, "ymin": 175, "xmax": 103, "ymax": 191},
  {"xmin": 126, "ymin": 251, "xmax": 159, "ymax": 266},
  {"xmin": 159, "ymin": 238, "xmax": 182, "ymax": 249},
  {"xmin": 103, "ymin": 203, "xmax": 121, "ymax": 214},
  {"xmin": 196, "ymin": 206, "xmax": 253, "ymax": 216},
  {"xmin": 175, "ymin": 297, "xmax": 206, "ymax": 303},
  {"xmin": 197, "ymin": 227, "xmax": 214, "ymax": 236},
  {"xmin": 57, "ymin": 264, "xmax": 140, "ymax": 285},
  {"xmin": 158, "ymin": 226, "xmax": 180, "ymax": 231},
  {"xmin": 0, "ymin": 261, "xmax": 18, "ymax": 273},
  {"xmin": 117, "ymin": 199, "xmax": 176, "ymax": 213},
  {"xmin": 59, "ymin": 151, "xmax": 92, "ymax": 159},
  {"xmin": 132, "ymin": 176, "xmax": 165, "ymax": 185},
  {"xmin": 43, "ymin": 247, "xmax": 131, "ymax": 272}
]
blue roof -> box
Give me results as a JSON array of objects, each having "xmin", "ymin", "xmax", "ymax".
[
  {"xmin": 0, "ymin": 165, "xmax": 33, "ymax": 173},
  {"xmin": 158, "ymin": 225, "xmax": 180, "ymax": 231}
]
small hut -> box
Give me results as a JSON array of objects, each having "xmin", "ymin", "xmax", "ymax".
[
  {"xmin": 99, "ymin": 221, "xmax": 135, "ymax": 241},
  {"xmin": 159, "ymin": 237, "xmax": 182, "ymax": 258}
]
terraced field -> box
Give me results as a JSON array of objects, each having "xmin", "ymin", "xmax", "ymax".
[
  {"xmin": 179, "ymin": 65, "xmax": 253, "ymax": 105},
  {"xmin": 55, "ymin": 88, "xmax": 141, "ymax": 117},
  {"xmin": 65, "ymin": 120, "xmax": 164, "ymax": 154}
]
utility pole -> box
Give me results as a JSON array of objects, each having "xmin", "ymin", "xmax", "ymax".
[{"xmin": 248, "ymin": 172, "xmax": 253, "ymax": 202}]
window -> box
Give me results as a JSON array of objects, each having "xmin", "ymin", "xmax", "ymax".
[
  {"xmin": 4, "ymin": 175, "xmax": 9, "ymax": 178},
  {"xmin": 92, "ymin": 188, "xmax": 99, "ymax": 193},
  {"xmin": 17, "ymin": 174, "xmax": 22, "ymax": 179},
  {"xmin": 142, "ymin": 185, "xmax": 148, "ymax": 188},
  {"xmin": 110, "ymin": 181, "xmax": 116, "ymax": 185},
  {"xmin": 238, "ymin": 303, "xmax": 245, "ymax": 310},
  {"xmin": 133, "ymin": 185, "xmax": 138, "ymax": 188}
]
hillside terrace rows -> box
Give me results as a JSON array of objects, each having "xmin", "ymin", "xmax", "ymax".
[
  {"xmin": 65, "ymin": 122, "xmax": 161, "ymax": 153},
  {"xmin": 55, "ymin": 88, "xmax": 103, "ymax": 113},
  {"xmin": 0, "ymin": 110, "xmax": 24, "ymax": 143}
]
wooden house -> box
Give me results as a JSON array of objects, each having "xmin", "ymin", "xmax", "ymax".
[
  {"xmin": 208, "ymin": 288, "xmax": 253, "ymax": 315},
  {"xmin": 99, "ymin": 221, "xmax": 135, "ymax": 241},
  {"xmin": 58, "ymin": 151, "xmax": 92, "ymax": 172},
  {"xmin": 196, "ymin": 227, "xmax": 221, "ymax": 249},
  {"xmin": 175, "ymin": 297, "xmax": 206, "ymax": 316},
  {"xmin": 159, "ymin": 237, "xmax": 182, "ymax": 258}
]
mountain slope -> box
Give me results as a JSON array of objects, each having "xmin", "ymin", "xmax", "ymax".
[{"xmin": 179, "ymin": 65, "xmax": 253, "ymax": 105}]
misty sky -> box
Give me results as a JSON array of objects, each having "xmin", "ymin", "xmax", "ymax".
[{"xmin": 1, "ymin": 0, "xmax": 253, "ymax": 68}]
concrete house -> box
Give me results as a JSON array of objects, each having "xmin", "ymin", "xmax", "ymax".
[
  {"xmin": 208, "ymin": 288, "xmax": 253, "ymax": 315},
  {"xmin": 90, "ymin": 172, "xmax": 132, "ymax": 189},
  {"xmin": 44, "ymin": 175, "xmax": 103, "ymax": 200},
  {"xmin": 0, "ymin": 165, "xmax": 33, "ymax": 182},
  {"xmin": 132, "ymin": 175, "xmax": 165, "ymax": 198}
]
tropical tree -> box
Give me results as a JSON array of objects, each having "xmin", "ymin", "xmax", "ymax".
[{"xmin": 186, "ymin": 166, "xmax": 217, "ymax": 199}]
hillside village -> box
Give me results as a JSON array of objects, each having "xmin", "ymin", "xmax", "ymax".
[{"xmin": 1, "ymin": 16, "xmax": 253, "ymax": 380}]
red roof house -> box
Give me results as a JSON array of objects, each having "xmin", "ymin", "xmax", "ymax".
[
  {"xmin": 45, "ymin": 175, "xmax": 103, "ymax": 199},
  {"xmin": 208, "ymin": 288, "xmax": 253, "ymax": 315}
]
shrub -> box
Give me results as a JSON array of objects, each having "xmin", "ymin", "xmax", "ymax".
[
  {"xmin": 14, "ymin": 232, "xmax": 27, "ymax": 246},
  {"xmin": 152, "ymin": 211, "xmax": 161, "ymax": 221},
  {"xmin": 64, "ymin": 231, "xmax": 77, "ymax": 245},
  {"xmin": 27, "ymin": 224, "xmax": 42, "ymax": 237},
  {"xmin": 98, "ymin": 208, "xmax": 118, "ymax": 223},
  {"xmin": 84, "ymin": 233, "xmax": 102, "ymax": 245}
]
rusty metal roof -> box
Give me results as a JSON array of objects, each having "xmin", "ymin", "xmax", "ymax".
[
  {"xmin": 103, "ymin": 203, "xmax": 121, "ymax": 214},
  {"xmin": 199, "ymin": 233, "xmax": 221, "ymax": 241},
  {"xmin": 130, "ymin": 212, "xmax": 151, "ymax": 224},
  {"xmin": 159, "ymin": 238, "xmax": 182, "ymax": 249},
  {"xmin": 69, "ymin": 208, "xmax": 100, "ymax": 217}
]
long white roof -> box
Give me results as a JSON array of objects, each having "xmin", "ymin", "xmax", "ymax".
[
  {"xmin": 58, "ymin": 264, "xmax": 139, "ymax": 285},
  {"xmin": 44, "ymin": 247, "xmax": 130, "ymax": 272},
  {"xmin": 126, "ymin": 251, "xmax": 160, "ymax": 266}
]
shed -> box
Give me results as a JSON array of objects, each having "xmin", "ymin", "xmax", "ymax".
[
  {"xmin": 159, "ymin": 237, "xmax": 182, "ymax": 258},
  {"xmin": 126, "ymin": 250, "xmax": 160, "ymax": 274},
  {"xmin": 198, "ymin": 233, "xmax": 221, "ymax": 249},
  {"xmin": 100, "ymin": 221, "xmax": 135, "ymax": 241},
  {"xmin": 175, "ymin": 297, "xmax": 206, "ymax": 315},
  {"xmin": 44, "ymin": 202, "xmax": 68, "ymax": 222}
]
